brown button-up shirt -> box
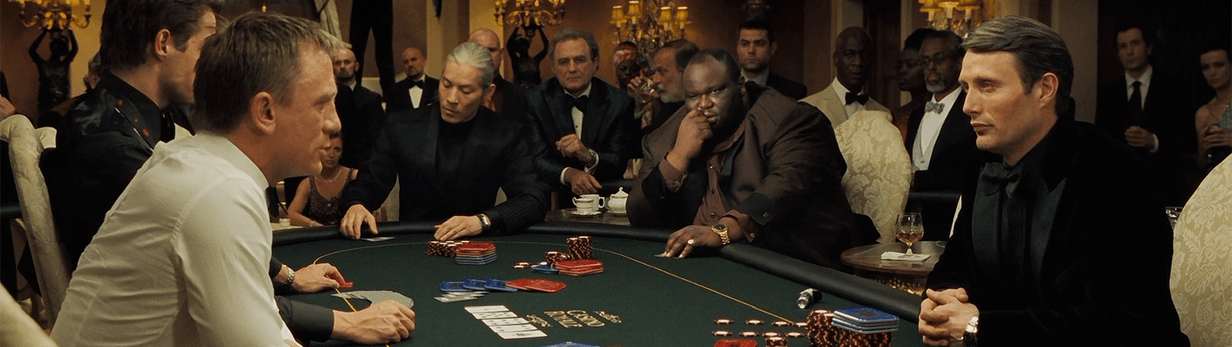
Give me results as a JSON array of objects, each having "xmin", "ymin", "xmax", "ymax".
[{"xmin": 658, "ymin": 122, "xmax": 757, "ymax": 239}]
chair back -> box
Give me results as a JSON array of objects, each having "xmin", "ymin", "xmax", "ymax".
[
  {"xmin": 0, "ymin": 115, "xmax": 69, "ymax": 326},
  {"xmin": 833, "ymin": 110, "xmax": 913, "ymax": 243},
  {"xmin": 1170, "ymin": 158, "xmax": 1232, "ymax": 345}
]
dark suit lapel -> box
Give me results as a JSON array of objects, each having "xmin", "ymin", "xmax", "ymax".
[
  {"xmin": 412, "ymin": 109, "xmax": 440, "ymax": 179},
  {"xmin": 545, "ymin": 81, "xmax": 575, "ymax": 138},
  {"xmin": 582, "ymin": 80, "xmax": 609, "ymax": 146},
  {"xmin": 931, "ymin": 93, "xmax": 971, "ymax": 160},
  {"xmin": 905, "ymin": 107, "xmax": 925, "ymax": 153},
  {"xmin": 422, "ymin": 77, "xmax": 440, "ymax": 109},
  {"xmin": 1031, "ymin": 120, "xmax": 1081, "ymax": 292}
]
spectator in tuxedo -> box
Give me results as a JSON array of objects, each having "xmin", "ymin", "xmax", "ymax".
[
  {"xmin": 735, "ymin": 18, "xmax": 806, "ymax": 100},
  {"xmin": 1094, "ymin": 19, "xmax": 1196, "ymax": 206},
  {"xmin": 894, "ymin": 28, "xmax": 937, "ymax": 139},
  {"xmin": 469, "ymin": 28, "xmax": 527, "ymax": 121},
  {"xmin": 628, "ymin": 39, "xmax": 699, "ymax": 135},
  {"xmin": 387, "ymin": 47, "xmax": 439, "ymax": 112},
  {"xmin": 332, "ymin": 46, "xmax": 384, "ymax": 167},
  {"xmin": 340, "ymin": 42, "xmax": 548, "ymax": 241},
  {"xmin": 525, "ymin": 28, "xmax": 639, "ymax": 198},
  {"xmin": 1195, "ymin": 41, "xmax": 1232, "ymax": 173},
  {"xmin": 802, "ymin": 27, "xmax": 890, "ymax": 127},
  {"xmin": 904, "ymin": 30, "xmax": 976, "ymax": 239}
]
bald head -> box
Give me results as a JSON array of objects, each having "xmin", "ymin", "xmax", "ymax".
[
  {"xmin": 468, "ymin": 28, "xmax": 505, "ymax": 70},
  {"xmin": 833, "ymin": 27, "xmax": 874, "ymax": 92},
  {"xmin": 402, "ymin": 47, "xmax": 427, "ymax": 80},
  {"xmin": 332, "ymin": 46, "xmax": 357, "ymax": 83}
]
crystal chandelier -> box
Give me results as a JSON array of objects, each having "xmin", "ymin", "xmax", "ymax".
[
  {"xmin": 8, "ymin": 0, "xmax": 92, "ymax": 30},
  {"xmin": 919, "ymin": 0, "xmax": 985, "ymax": 37},
  {"xmin": 494, "ymin": 0, "xmax": 567, "ymax": 28},
  {"xmin": 610, "ymin": 0, "xmax": 689, "ymax": 54}
]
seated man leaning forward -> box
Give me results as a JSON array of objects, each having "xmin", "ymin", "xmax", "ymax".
[
  {"xmin": 918, "ymin": 16, "xmax": 1188, "ymax": 346},
  {"xmin": 627, "ymin": 48, "xmax": 859, "ymax": 271},
  {"xmin": 51, "ymin": 13, "xmax": 414, "ymax": 346},
  {"xmin": 340, "ymin": 42, "xmax": 548, "ymax": 241}
]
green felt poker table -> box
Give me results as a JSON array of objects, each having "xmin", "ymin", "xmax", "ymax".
[{"xmin": 273, "ymin": 222, "xmax": 925, "ymax": 346}]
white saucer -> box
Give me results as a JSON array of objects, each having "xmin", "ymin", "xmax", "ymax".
[
  {"xmin": 569, "ymin": 209, "xmax": 602, "ymax": 217},
  {"xmin": 607, "ymin": 210, "xmax": 627, "ymax": 216}
]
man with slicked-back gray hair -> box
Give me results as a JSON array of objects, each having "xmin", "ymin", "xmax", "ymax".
[
  {"xmin": 920, "ymin": 16, "xmax": 1188, "ymax": 346},
  {"xmin": 54, "ymin": 11, "xmax": 418, "ymax": 346},
  {"xmin": 341, "ymin": 41, "xmax": 548, "ymax": 241}
]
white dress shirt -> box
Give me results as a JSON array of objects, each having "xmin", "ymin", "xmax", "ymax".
[
  {"xmin": 741, "ymin": 70, "xmax": 770, "ymax": 87},
  {"xmin": 560, "ymin": 83, "xmax": 599, "ymax": 184},
  {"xmin": 1124, "ymin": 65, "xmax": 1160, "ymax": 152},
  {"xmin": 409, "ymin": 75, "xmax": 425, "ymax": 108},
  {"xmin": 829, "ymin": 78, "xmax": 869, "ymax": 120},
  {"xmin": 52, "ymin": 133, "xmax": 297, "ymax": 347},
  {"xmin": 913, "ymin": 87, "xmax": 962, "ymax": 171}
]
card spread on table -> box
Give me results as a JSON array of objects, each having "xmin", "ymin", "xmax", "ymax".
[
  {"xmin": 482, "ymin": 318, "xmax": 531, "ymax": 326},
  {"xmin": 330, "ymin": 290, "xmax": 414, "ymax": 309},
  {"xmin": 465, "ymin": 305, "xmax": 512, "ymax": 313},
  {"xmin": 497, "ymin": 330, "xmax": 548, "ymax": 340},
  {"xmin": 472, "ymin": 311, "xmax": 519, "ymax": 319},
  {"xmin": 464, "ymin": 305, "xmax": 548, "ymax": 339},
  {"xmin": 490, "ymin": 324, "xmax": 540, "ymax": 333}
]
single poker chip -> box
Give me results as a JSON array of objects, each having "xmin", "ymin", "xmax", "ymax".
[
  {"xmin": 516, "ymin": 261, "xmax": 532, "ymax": 266},
  {"xmin": 763, "ymin": 331, "xmax": 782, "ymax": 337},
  {"xmin": 738, "ymin": 331, "xmax": 758, "ymax": 337},
  {"xmin": 711, "ymin": 330, "xmax": 732, "ymax": 337},
  {"xmin": 795, "ymin": 322, "xmax": 809, "ymax": 328},
  {"xmin": 714, "ymin": 318, "xmax": 734, "ymax": 325},
  {"xmin": 786, "ymin": 331, "xmax": 805, "ymax": 338},
  {"xmin": 745, "ymin": 319, "xmax": 764, "ymax": 325},
  {"xmin": 512, "ymin": 264, "xmax": 527, "ymax": 269},
  {"xmin": 772, "ymin": 320, "xmax": 791, "ymax": 327}
]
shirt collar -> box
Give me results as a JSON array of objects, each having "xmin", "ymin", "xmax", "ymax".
[
  {"xmin": 934, "ymin": 87, "xmax": 962, "ymax": 106},
  {"xmin": 742, "ymin": 70, "xmax": 770, "ymax": 87},
  {"xmin": 193, "ymin": 132, "xmax": 269, "ymax": 188},
  {"xmin": 1125, "ymin": 65, "xmax": 1153, "ymax": 88},
  {"xmin": 342, "ymin": 80, "xmax": 357, "ymax": 91},
  {"xmin": 567, "ymin": 82, "xmax": 592, "ymax": 99}
]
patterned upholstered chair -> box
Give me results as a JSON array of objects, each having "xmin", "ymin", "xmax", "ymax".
[
  {"xmin": 833, "ymin": 110, "xmax": 913, "ymax": 243},
  {"xmin": 0, "ymin": 115, "xmax": 69, "ymax": 326},
  {"xmin": 1170, "ymin": 157, "xmax": 1232, "ymax": 345}
]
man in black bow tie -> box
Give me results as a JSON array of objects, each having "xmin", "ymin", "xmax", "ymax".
[
  {"xmin": 904, "ymin": 30, "xmax": 978, "ymax": 237},
  {"xmin": 919, "ymin": 16, "xmax": 1187, "ymax": 346},
  {"xmin": 386, "ymin": 46, "xmax": 439, "ymax": 112},
  {"xmin": 525, "ymin": 28, "xmax": 638, "ymax": 198},
  {"xmin": 802, "ymin": 26, "xmax": 890, "ymax": 127}
]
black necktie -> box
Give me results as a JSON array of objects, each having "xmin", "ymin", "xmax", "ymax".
[
  {"xmin": 410, "ymin": 78, "xmax": 425, "ymax": 88},
  {"xmin": 1128, "ymin": 81, "xmax": 1142, "ymax": 123},
  {"xmin": 845, "ymin": 92, "xmax": 869, "ymax": 105},
  {"xmin": 980, "ymin": 162, "xmax": 1029, "ymax": 285},
  {"xmin": 571, "ymin": 95, "xmax": 589, "ymax": 113}
]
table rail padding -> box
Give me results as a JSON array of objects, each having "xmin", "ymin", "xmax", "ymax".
[{"xmin": 273, "ymin": 221, "xmax": 923, "ymax": 323}]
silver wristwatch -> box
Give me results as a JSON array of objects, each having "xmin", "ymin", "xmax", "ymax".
[{"xmin": 962, "ymin": 314, "xmax": 979, "ymax": 347}]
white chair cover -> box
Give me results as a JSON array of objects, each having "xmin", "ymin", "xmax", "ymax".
[
  {"xmin": 833, "ymin": 110, "xmax": 913, "ymax": 243},
  {"xmin": 1170, "ymin": 157, "xmax": 1232, "ymax": 345}
]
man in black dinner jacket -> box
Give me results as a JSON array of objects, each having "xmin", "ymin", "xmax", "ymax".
[
  {"xmin": 340, "ymin": 42, "xmax": 548, "ymax": 241},
  {"xmin": 386, "ymin": 46, "xmax": 439, "ymax": 113}
]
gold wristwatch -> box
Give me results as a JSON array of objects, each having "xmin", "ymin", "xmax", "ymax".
[{"xmin": 711, "ymin": 223, "xmax": 731, "ymax": 245}]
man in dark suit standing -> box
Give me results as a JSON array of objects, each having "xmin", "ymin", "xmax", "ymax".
[
  {"xmin": 525, "ymin": 28, "xmax": 639, "ymax": 197},
  {"xmin": 905, "ymin": 30, "xmax": 976, "ymax": 238},
  {"xmin": 386, "ymin": 46, "xmax": 439, "ymax": 113},
  {"xmin": 468, "ymin": 28, "xmax": 527, "ymax": 121},
  {"xmin": 339, "ymin": 42, "xmax": 548, "ymax": 241},
  {"xmin": 1094, "ymin": 20, "xmax": 1196, "ymax": 206},
  {"xmin": 332, "ymin": 46, "xmax": 385, "ymax": 167},
  {"xmin": 736, "ymin": 18, "xmax": 807, "ymax": 100},
  {"xmin": 628, "ymin": 48, "xmax": 858, "ymax": 271},
  {"xmin": 919, "ymin": 16, "xmax": 1188, "ymax": 346}
]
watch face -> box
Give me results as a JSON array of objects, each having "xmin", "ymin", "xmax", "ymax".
[{"xmin": 714, "ymin": 223, "xmax": 727, "ymax": 232}]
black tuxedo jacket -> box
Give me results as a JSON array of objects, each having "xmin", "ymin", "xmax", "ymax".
[
  {"xmin": 490, "ymin": 76, "xmax": 528, "ymax": 122},
  {"xmin": 340, "ymin": 107, "xmax": 548, "ymax": 234},
  {"xmin": 905, "ymin": 92, "xmax": 976, "ymax": 192},
  {"xmin": 336, "ymin": 83, "xmax": 386, "ymax": 168},
  {"xmin": 525, "ymin": 77, "xmax": 639, "ymax": 186},
  {"xmin": 385, "ymin": 75, "xmax": 440, "ymax": 113},
  {"xmin": 1094, "ymin": 73, "xmax": 1196, "ymax": 205},
  {"xmin": 928, "ymin": 119, "xmax": 1188, "ymax": 345},
  {"xmin": 765, "ymin": 72, "xmax": 808, "ymax": 100}
]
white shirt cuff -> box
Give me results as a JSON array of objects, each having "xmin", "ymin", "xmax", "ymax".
[
  {"xmin": 559, "ymin": 168, "xmax": 570, "ymax": 185},
  {"xmin": 1150, "ymin": 134, "xmax": 1160, "ymax": 153},
  {"xmin": 585, "ymin": 150, "xmax": 600, "ymax": 173}
]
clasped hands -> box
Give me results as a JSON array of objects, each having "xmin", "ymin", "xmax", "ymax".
[
  {"xmin": 557, "ymin": 134, "xmax": 603, "ymax": 195},
  {"xmin": 340, "ymin": 204, "xmax": 483, "ymax": 241},
  {"xmin": 1124, "ymin": 126, "xmax": 1156, "ymax": 149},
  {"xmin": 918, "ymin": 288, "xmax": 980, "ymax": 346}
]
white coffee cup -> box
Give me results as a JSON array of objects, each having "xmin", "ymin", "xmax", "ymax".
[
  {"xmin": 579, "ymin": 194, "xmax": 605, "ymax": 209},
  {"xmin": 572, "ymin": 197, "xmax": 596, "ymax": 213}
]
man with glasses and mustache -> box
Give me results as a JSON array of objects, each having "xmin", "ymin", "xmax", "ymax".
[{"xmin": 904, "ymin": 30, "xmax": 977, "ymax": 238}]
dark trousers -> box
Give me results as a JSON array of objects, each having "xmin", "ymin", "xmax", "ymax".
[{"xmin": 349, "ymin": 0, "xmax": 395, "ymax": 95}]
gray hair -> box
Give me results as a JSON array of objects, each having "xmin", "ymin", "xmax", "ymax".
[
  {"xmin": 193, "ymin": 11, "xmax": 343, "ymax": 133},
  {"xmin": 549, "ymin": 27, "xmax": 600, "ymax": 62},
  {"xmin": 963, "ymin": 15, "xmax": 1074, "ymax": 116},
  {"xmin": 445, "ymin": 41, "xmax": 496, "ymax": 87}
]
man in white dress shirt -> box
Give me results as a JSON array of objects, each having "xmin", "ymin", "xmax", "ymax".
[{"xmin": 52, "ymin": 12, "xmax": 414, "ymax": 346}]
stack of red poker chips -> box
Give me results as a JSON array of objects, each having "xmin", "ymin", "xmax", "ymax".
[
  {"xmin": 455, "ymin": 242, "xmax": 497, "ymax": 265},
  {"xmin": 543, "ymin": 251, "xmax": 573, "ymax": 268},
  {"xmin": 554, "ymin": 259, "xmax": 604, "ymax": 276},
  {"xmin": 425, "ymin": 240, "xmax": 469, "ymax": 257},
  {"xmin": 566, "ymin": 236, "xmax": 593, "ymax": 259}
]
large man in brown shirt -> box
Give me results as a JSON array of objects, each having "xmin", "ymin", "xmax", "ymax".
[{"xmin": 627, "ymin": 48, "xmax": 859, "ymax": 270}]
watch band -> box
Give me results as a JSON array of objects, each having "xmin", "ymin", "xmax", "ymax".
[
  {"xmin": 711, "ymin": 223, "xmax": 731, "ymax": 245},
  {"xmin": 963, "ymin": 314, "xmax": 979, "ymax": 347},
  {"xmin": 281, "ymin": 267, "xmax": 296, "ymax": 289},
  {"xmin": 478, "ymin": 213, "xmax": 492, "ymax": 230}
]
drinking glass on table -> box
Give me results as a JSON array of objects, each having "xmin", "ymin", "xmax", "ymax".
[{"xmin": 896, "ymin": 213, "xmax": 924, "ymax": 255}]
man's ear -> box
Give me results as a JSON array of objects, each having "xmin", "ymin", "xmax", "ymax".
[
  {"xmin": 153, "ymin": 29, "xmax": 174, "ymax": 60},
  {"xmin": 249, "ymin": 92, "xmax": 277, "ymax": 135},
  {"xmin": 769, "ymin": 41, "xmax": 778, "ymax": 57},
  {"xmin": 1036, "ymin": 72, "xmax": 1059, "ymax": 112}
]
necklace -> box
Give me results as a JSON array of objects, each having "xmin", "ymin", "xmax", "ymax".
[{"xmin": 319, "ymin": 167, "xmax": 344, "ymax": 183}]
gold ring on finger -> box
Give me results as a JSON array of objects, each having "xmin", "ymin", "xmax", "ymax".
[{"xmin": 687, "ymin": 239, "xmax": 695, "ymax": 246}]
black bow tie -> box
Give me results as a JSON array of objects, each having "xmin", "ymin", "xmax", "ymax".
[
  {"xmin": 570, "ymin": 95, "xmax": 589, "ymax": 113},
  {"xmin": 979, "ymin": 162, "xmax": 1022, "ymax": 197},
  {"xmin": 409, "ymin": 78, "xmax": 425, "ymax": 88},
  {"xmin": 845, "ymin": 92, "xmax": 869, "ymax": 105}
]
